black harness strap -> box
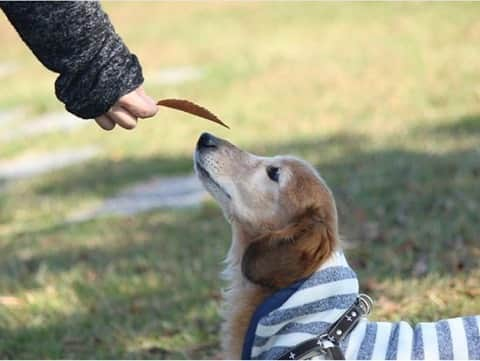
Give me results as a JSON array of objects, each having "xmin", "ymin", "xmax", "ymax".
[{"xmin": 278, "ymin": 294, "xmax": 373, "ymax": 360}]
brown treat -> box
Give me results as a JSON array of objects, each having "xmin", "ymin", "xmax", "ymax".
[{"xmin": 157, "ymin": 98, "xmax": 229, "ymax": 129}]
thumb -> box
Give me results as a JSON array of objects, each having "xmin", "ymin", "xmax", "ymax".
[{"xmin": 118, "ymin": 87, "xmax": 158, "ymax": 118}]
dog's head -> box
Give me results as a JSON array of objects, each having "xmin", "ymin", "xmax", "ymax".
[{"xmin": 194, "ymin": 132, "xmax": 339, "ymax": 289}]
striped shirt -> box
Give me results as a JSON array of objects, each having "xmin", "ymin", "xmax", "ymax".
[{"xmin": 243, "ymin": 252, "xmax": 480, "ymax": 360}]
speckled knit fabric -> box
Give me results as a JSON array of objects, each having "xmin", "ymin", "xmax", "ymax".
[
  {"xmin": 244, "ymin": 252, "xmax": 480, "ymax": 360},
  {"xmin": 0, "ymin": 1, "xmax": 143, "ymax": 119}
]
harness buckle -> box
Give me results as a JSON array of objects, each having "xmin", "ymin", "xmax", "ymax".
[
  {"xmin": 277, "ymin": 294, "xmax": 374, "ymax": 360},
  {"xmin": 316, "ymin": 333, "xmax": 333, "ymax": 348}
]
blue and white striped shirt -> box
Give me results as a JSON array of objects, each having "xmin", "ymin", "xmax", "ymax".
[{"xmin": 243, "ymin": 252, "xmax": 480, "ymax": 360}]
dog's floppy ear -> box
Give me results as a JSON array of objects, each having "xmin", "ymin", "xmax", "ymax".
[{"xmin": 241, "ymin": 207, "xmax": 337, "ymax": 289}]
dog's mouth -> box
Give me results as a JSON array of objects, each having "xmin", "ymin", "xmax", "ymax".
[{"xmin": 195, "ymin": 161, "xmax": 232, "ymax": 200}]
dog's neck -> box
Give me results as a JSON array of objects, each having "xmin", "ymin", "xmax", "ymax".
[
  {"xmin": 221, "ymin": 225, "xmax": 355, "ymax": 359},
  {"xmin": 245, "ymin": 250, "xmax": 359, "ymax": 359},
  {"xmin": 220, "ymin": 225, "xmax": 277, "ymax": 358}
]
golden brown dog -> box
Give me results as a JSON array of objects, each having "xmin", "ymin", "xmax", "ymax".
[{"xmin": 194, "ymin": 133, "xmax": 339, "ymax": 359}]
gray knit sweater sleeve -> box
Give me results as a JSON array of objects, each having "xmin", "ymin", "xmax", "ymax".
[{"xmin": 0, "ymin": 1, "xmax": 144, "ymax": 119}]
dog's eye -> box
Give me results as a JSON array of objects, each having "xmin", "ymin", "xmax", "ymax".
[{"xmin": 266, "ymin": 166, "xmax": 280, "ymax": 182}]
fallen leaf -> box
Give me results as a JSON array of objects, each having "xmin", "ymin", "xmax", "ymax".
[
  {"xmin": 462, "ymin": 289, "xmax": 480, "ymax": 298},
  {"xmin": 0, "ymin": 296, "xmax": 23, "ymax": 307},
  {"xmin": 377, "ymin": 296, "xmax": 401, "ymax": 314},
  {"xmin": 362, "ymin": 277, "xmax": 383, "ymax": 292}
]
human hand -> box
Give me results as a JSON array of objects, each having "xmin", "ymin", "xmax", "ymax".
[{"xmin": 94, "ymin": 86, "xmax": 158, "ymax": 130}]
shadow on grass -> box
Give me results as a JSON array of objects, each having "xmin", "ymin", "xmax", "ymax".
[
  {"xmin": 1, "ymin": 117, "xmax": 479, "ymax": 358},
  {"xmin": 29, "ymin": 132, "xmax": 368, "ymax": 198},
  {"xmin": 0, "ymin": 282, "xmax": 220, "ymax": 359},
  {"xmin": 0, "ymin": 208, "xmax": 227, "ymax": 359},
  {"xmin": 32, "ymin": 153, "xmax": 194, "ymax": 198},
  {"xmin": 26, "ymin": 111, "xmax": 478, "ymax": 199},
  {"xmin": 424, "ymin": 113, "xmax": 480, "ymax": 136}
]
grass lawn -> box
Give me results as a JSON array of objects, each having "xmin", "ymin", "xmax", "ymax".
[{"xmin": 1, "ymin": 3, "xmax": 479, "ymax": 358}]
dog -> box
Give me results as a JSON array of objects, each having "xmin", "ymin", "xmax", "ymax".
[{"xmin": 194, "ymin": 132, "xmax": 480, "ymax": 360}]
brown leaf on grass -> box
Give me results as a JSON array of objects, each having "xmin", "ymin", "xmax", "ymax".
[
  {"xmin": 362, "ymin": 277, "xmax": 383, "ymax": 293},
  {"xmin": 157, "ymin": 99, "xmax": 229, "ymax": 129},
  {"xmin": 0, "ymin": 296, "xmax": 23, "ymax": 307},
  {"xmin": 461, "ymin": 288, "xmax": 480, "ymax": 298},
  {"xmin": 377, "ymin": 296, "xmax": 401, "ymax": 314}
]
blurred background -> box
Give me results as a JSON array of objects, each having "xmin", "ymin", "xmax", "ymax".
[{"xmin": 0, "ymin": 3, "xmax": 479, "ymax": 358}]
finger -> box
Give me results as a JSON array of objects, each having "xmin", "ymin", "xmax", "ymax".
[
  {"xmin": 136, "ymin": 86, "xmax": 156, "ymax": 106},
  {"xmin": 95, "ymin": 114, "xmax": 116, "ymax": 131},
  {"xmin": 133, "ymin": 86, "xmax": 158, "ymax": 110},
  {"xmin": 107, "ymin": 105, "xmax": 138, "ymax": 130},
  {"xmin": 137, "ymin": 88, "xmax": 160, "ymax": 114},
  {"xmin": 118, "ymin": 88, "xmax": 158, "ymax": 119}
]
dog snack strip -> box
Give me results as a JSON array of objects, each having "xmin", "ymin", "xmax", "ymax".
[{"xmin": 157, "ymin": 99, "xmax": 229, "ymax": 129}]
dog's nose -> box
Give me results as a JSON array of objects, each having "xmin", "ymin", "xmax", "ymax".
[{"xmin": 197, "ymin": 132, "xmax": 218, "ymax": 149}]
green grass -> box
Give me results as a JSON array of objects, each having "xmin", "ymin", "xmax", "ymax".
[{"xmin": 1, "ymin": 3, "xmax": 480, "ymax": 358}]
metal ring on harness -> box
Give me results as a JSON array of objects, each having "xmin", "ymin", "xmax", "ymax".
[{"xmin": 358, "ymin": 293, "xmax": 373, "ymax": 316}]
